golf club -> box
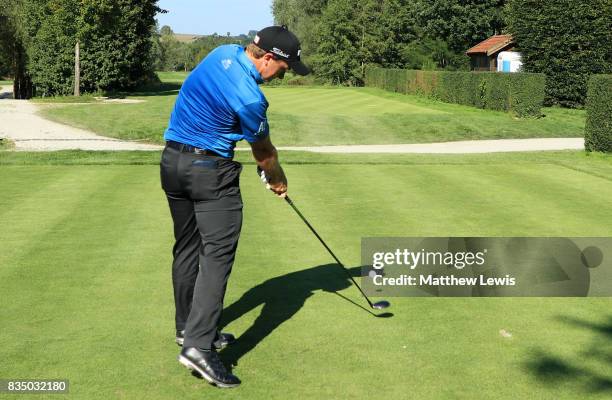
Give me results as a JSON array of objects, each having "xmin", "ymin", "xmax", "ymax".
[{"xmin": 257, "ymin": 167, "xmax": 390, "ymax": 311}]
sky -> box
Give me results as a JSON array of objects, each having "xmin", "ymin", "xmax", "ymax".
[{"xmin": 156, "ymin": 0, "xmax": 274, "ymax": 36}]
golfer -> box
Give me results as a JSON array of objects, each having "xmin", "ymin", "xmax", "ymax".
[{"xmin": 160, "ymin": 25, "xmax": 309, "ymax": 388}]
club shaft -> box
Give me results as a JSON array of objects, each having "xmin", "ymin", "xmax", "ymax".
[{"xmin": 284, "ymin": 196, "xmax": 374, "ymax": 307}]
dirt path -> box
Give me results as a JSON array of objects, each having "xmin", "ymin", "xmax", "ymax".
[
  {"xmin": 0, "ymin": 83, "xmax": 583, "ymax": 153},
  {"xmin": 274, "ymin": 138, "xmax": 584, "ymax": 153},
  {"xmin": 0, "ymin": 84, "xmax": 162, "ymax": 151}
]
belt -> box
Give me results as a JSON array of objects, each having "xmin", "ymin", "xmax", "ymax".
[{"xmin": 166, "ymin": 140, "xmax": 229, "ymax": 158}]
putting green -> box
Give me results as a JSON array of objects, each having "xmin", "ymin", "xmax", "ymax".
[{"xmin": 1, "ymin": 152, "xmax": 611, "ymax": 399}]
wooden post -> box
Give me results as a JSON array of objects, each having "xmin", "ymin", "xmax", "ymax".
[{"xmin": 74, "ymin": 41, "xmax": 80, "ymax": 97}]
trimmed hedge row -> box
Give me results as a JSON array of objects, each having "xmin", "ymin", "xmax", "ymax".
[
  {"xmin": 585, "ymin": 75, "xmax": 612, "ymax": 153},
  {"xmin": 365, "ymin": 67, "xmax": 546, "ymax": 117}
]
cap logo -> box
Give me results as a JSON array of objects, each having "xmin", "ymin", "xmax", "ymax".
[
  {"xmin": 297, "ymin": 49, "xmax": 301, "ymax": 57},
  {"xmin": 272, "ymin": 47, "xmax": 290, "ymax": 59},
  {"xmin": 254, "ymin": 35, "xmax": 260, "ymax": 44}
]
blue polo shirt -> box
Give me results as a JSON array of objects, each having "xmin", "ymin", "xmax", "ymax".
[{"xmin": 164, "ymin": 44, "xmax": 269, "ymax": 158}]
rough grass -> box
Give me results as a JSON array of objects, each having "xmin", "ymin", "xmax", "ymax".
[
  {"xmin": 0, "ymin": 151, "xmax": 611, "ymax": 399},
  {"xmin": 0, "ymin": 137, "xmax": 15, "ymax": 150},
  {"xmin": 36, "ymin": 74, "xmax": 586, "ymax": 146},
  {"xmin": 31, "ymin": 94, "xmax": 100, "ymax": 104}
]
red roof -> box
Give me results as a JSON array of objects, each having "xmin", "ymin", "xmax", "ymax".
[{"xmin": 466, "ymin": 35, "xmax": 514, "ymax": 55}]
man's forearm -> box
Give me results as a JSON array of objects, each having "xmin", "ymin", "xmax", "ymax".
[
  {"xmin": 255, "ymin": 146, "xmax": 286, "ymax": 184},
  {"xmin": 250, "ymin": 137, "xmax": 287, "ymax": 185}
]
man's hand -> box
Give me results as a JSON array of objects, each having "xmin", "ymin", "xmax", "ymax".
[
  {"xmin": 257, "ymin": 166, "xmax": 287, "ymax": 197},
  {"xmin": 250, "ymin": 136, "xmax": 287, "ymax": 197}
]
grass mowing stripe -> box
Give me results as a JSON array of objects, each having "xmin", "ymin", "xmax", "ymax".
[
  {"xmin": 327, "ymin": 87, "xmax": 444, "ymax": 115},
  {"xmin": 289, "ymin": 91, "xmax": 385, "ymax": 115},
  {"xmin": 265, "ymin": 87, "xmax": 348, "ymax": 102},
  {"xmin": 408, "ymin": 163, "xmax": 609, "ymax": 235},
  {"xmin": 0, "ymin": 167, "xmax": 162, "ymax": 285},
  {"xmin": 288, "ymin": 94, "xmax": 368, "ymax": 114},
  {"xmin": 0, "ymin": 167, "xmax": 133, "ymax": 272},
  {"xmin": 0, "ymin": 166, "xmax": 173, "ymax": 396},
  {"xmin": 507, "ymin": 165, "xmax": 612, "ymax": 219},
  {"xmin": 2, "ymin": 150, "xmax": 611, "ymax": 169},
  {"xmin": 311, "ymin": 162, "xmax": 611, "ymax": 237},
  {"xmin": 475, "ymin": 164, "xmax": 612, "ymax": 235},
  {"xmin": 267, "ymin": 90, "xmax": 352, "ymax": 111},
  {"xmin": 1, "ymin": 162, "xmax": 611, "ymax": 399},
  {"xmin": 0, "ymin": 167, "xmax": 84, "ymax": 219},
  {"xmin": 0, "ymin": 166, "xmax": 149, "ymax": 327},
  {"xmin": 266, "ymin": 87, "xmax": 442, "ymax": 116},
  {"xmin": 316, "ymin": 95, "xmax": 387, "ymax": 115},
  {"xmin": 552, "ymin": 161, "xmax": 612, "ymax": 183}
]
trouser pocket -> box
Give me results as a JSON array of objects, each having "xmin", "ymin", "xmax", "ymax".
[{"xmin": 187, "ymin": 156, "xmax": 242, "ymax": 201}]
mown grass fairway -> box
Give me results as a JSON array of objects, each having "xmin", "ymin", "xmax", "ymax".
[
  {"xmin": 1, "ymin": 151, "xmax": 611, "ymax": 399},
  {"xmin": 37, "ymin": 73, "xmax": 586, "ymax": 146}
]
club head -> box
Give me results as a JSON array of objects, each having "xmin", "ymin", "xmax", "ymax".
[{"xmin": 372, "ymin": 300, "xmax": 390, "ymax": 310}]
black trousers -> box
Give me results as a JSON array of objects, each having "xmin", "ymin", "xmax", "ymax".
[{"xmin": 160, "ymin": 144, "xmax": 243, "ymax": 350}]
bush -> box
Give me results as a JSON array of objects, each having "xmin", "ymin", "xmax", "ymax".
[
  {"xmin": 22, "ymin": 0, "xmax": 159, "ymax": 96},
  {"xmin": 585, "ymin": 75, "xmax": 612, "ymax": 153},
  {"xmin": 505, "ymin": 0, "xmax": 612, "ymax": 108},
  {"xmin": 263, "ymin": 72, "xmax": 320, "ymax": 87},
  {"xmin": 365, "ymin": 67, "xmax": 545, "ymax": 117}
]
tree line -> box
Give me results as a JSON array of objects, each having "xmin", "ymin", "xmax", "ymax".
[
  {"xmin": 151, "ymin": 26, "xmax": 254, "ymax": 72},
  {"xmin": 273, "ymin": 0, "xmax": 507, "ymax": 85},
  {"xmin": 1, "ymin": 0, "xmax": 609, "ymax": 106},
  {"xmin": 273, "ymin": 0, "xmax": 611, "ymax": 107}
]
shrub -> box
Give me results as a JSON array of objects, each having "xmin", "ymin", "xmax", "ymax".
[
  {"xmin": 585, "ymin": 75, "xmax": 612, "ymax": 153},
  {"xmin": 365, "ymin": 67, "xmax": 545, "ymax": 117},
  {"xmin": 505, "ymin": 0, "xmax": 612, "ymax": 108}
]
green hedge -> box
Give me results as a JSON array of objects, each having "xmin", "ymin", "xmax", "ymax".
[
  {"xmin": 365, "ymin": 67, "xmax": 545, "ymax": 117},
  {"xmin": 585, "ymin": 75, "xmax": 612, "ymax": 153}
]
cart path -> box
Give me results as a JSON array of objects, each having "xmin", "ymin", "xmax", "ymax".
[
  {"xmin": 273, "ymin": 138, "xmax": 584, "ymax": 153},
  {"xmin": 0, "ymin": 85, "xmax": 163, "ymax": 151},
  {"xmin": 0, "ymin": 84, "xmax": 583, "ymax": 153}
]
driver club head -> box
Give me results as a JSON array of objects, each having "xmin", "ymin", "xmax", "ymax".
[{"xmin": 372, "ymin": 300, "xmax": 390, "ymax": 310}]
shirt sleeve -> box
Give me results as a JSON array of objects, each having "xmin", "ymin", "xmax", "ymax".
[{"xmin": 236, "ymin": 101, "xmax": 270, "ymax": 143}]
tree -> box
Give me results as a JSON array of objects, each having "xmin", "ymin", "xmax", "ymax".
[
  {"xmin": 0, "ymin": 12, "xmax": 12, "ymax": 77},
  {"xmin": 16, "ymin": 0, "xmax": 161, "ymax": 96},
  {"xmin": 271, "ymin": 0, "xmax": 505, "ymax": 84},
  {"xmin": 272, "ymin": 0, "xmax": 329, "ymax": 65},
  {"xmin": 154, "ymin": 25, "xmax": 189, "ymax": 71},
  {"xmin": 411, "ymin": 0, "xmax": 505, "ymax": 70},
  {"xmin": 0, "ymin": 4, "xmax": 15, "ymax": 77},
  {"xmin": 312, "ymin": 0, "xmax": 416, "ymax": 85},
  {"xmin": 506, "ymin": 0, "xmax": 612, "ymax": 107},
  {"xmin": 0, "ymin": 0, "xmax": 34, "ymax": 98},
  {"xmin": 185, "ymin": 34, "xmax": 251, "ymax": 71},
  {"xmin": 401, "ymin": 38, "xmax": 456, "ymax": 70},
  {"xmin": 416, "ymin": 0, "xmax": 506, "ymax": 53},
  {"xmin": 23, "ymin": 0, "xmax": 80, "ymax": 96},
  {"xmin": 78, "ymin": 0, "xmax": 160, "ymax": 92}
]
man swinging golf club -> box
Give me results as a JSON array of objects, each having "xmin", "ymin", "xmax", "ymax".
[{"xmin": 160, "ymin": 26, "xmax": 309, "ymax": 388}]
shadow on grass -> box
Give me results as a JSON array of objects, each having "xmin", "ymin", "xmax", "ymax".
[
  {"xmin": 525, "ymin": 315, "xmax": 612, "ymax": 393},
  {"xmin": 218, "ymin": 264, "xmax": 387, "ymax": 370}
]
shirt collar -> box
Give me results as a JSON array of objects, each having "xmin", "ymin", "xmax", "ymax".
[{"xmin": 237, "ymin": 46, "xmax": 264, "ymax": 84}]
